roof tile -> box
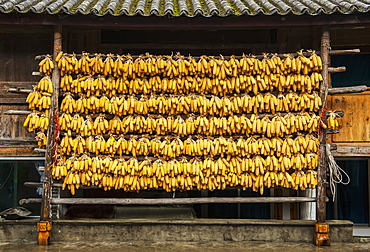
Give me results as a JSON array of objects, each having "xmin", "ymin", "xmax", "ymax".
[
  {"xmin": 150, "ymin": 0, "xmax": 160, "ymax": 15},
  {"xmin": 207, "ymin": 0, "xmax": 219, "ymax": 15},
  {"xmin": 178, "ymin": 0, "xmax": 189, "ymax": 15},
  {"xmin": 0, "ymin": 0, "xmax": 370, "ymax": 17},
  {"xmin": 192, "ymin": 0, "xmax": 203, "ymax": 16}
]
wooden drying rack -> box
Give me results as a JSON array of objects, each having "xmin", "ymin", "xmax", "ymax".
[{"xmin": 13, "ymin": 25, "xmax": 365, "ymax": 246}]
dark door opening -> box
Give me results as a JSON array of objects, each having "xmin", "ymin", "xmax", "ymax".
[{"xmin": 327, "ymin": 159, "xmax": 369, "ymax": 224}]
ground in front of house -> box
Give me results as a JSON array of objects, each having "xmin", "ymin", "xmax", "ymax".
[{"xmin": 1, "ymin": 241, "xmax": 370, "ymax": 252}]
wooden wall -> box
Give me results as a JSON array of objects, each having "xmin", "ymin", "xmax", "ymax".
[
  {"xmin": 328, "ymin": 90, "xmax": 370, "ymax": 145},
  {"xmin": 90, "ymin": 27, "xmax": 321, "ymax": 56},
  {"xmin": 328, "ymin": 90, "xmax": 370, "ymax": 157},
  {"xmin": 329, "ymin": 24, "xmax": 370, "ymax": 156},
  {"xmin": 0, "ymin": 25, "xmax": 52, "ymax": 156}
]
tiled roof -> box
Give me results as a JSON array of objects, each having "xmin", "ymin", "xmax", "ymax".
[{"xmin": 0, "ymin": 0, "xmax": 370, "ymax": 17}]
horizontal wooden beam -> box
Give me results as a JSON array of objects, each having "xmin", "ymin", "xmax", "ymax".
[
  {"xmin": 19, "ymin": 197, "xmax": 317, "ymax": 205},
  {"xmin": 328, "ymin": 85, "xmax": 368, "ymax": 95},
  {"xmin": 1, "ymin": 81, "xmax": 36, "ymax": 86},
  {"xmin": 0, "ymin": 137, "xmax": 35, "ymax": 141},
  {"xmin": 328, "ymin": 66, "xmax": 346, "ymax": 73},
  {"xmin": 24, "ymin": 182, "xmax": 100, "ymax": 188},
  {"xmin": 329, "ymin": 49, "xmax": 361, "ymax": 55},
  {"xmin": 7, "ymin": 88, "xmax": 33, "ymax": 93},
  {"xmin": 4, "ymin": 110, "xmax": 31, "ymax": 115},
  {"xmin": 32, "ymin": 72, "xmax": 44, "ymax": 76},
  {"xmin": 332, "ymin": 146, "xmax": 370, "ymax": 157},
  {"xmin": 0, "ymin": 98, "xmax": 28, "ymax": 104},
  {"xmin": 0, "ymin": 145, "xmax": 43, "ymax": 157},
  {"xmin": 51, "ymin": 51, "xmax": 317, "ymax": 60},
  {"xmin": 0, "ymin": 138, "xmax": 37, "ymax": 144},
  {"xmin": 36, "ymin": 48, "xmax": 360, "ymax": 60},
  {"xmin": 22, "ymin": 182, "xmax": 286, "ymax": 191},
  {"xmin": 34, "ymin": 148, "xmax": 46, "ymax": 153}
]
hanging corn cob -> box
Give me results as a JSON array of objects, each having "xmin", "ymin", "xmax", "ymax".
[
  {"xmin": 27, "ymin": 50, "xmax": 328, "ymax": 195},
  {"xmin": 52, "ymin": 155, "xmax": 318, "ymax": 195}
]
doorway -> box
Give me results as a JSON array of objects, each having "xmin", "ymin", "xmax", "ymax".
[{"xmin": 327, "ymin": 159, "xmax": 369, "ymax": 224}]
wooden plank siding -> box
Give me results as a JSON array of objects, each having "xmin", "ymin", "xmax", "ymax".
[
  {"xmin": 0, "ymin": 81, "xmax": 36, "ymax": 103},
  {"xmin": 329, "ymin": 24, "xmax": 370, "ymax": 156},
  {"xmin": 328, "ymin": 89, "xmax": 370, "ymax": 145},
  {"xmin": 0, "ymin": 105, "xmax": 42, "ymax": 156},
  {"xmin": 0, "ymin": 27, "xmax": 52, "ymax": 81},
  {"xmin": 0, "ymin": 26, "xmax": 52, "ymax": 156}
]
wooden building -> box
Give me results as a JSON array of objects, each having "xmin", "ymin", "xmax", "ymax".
[{"xmin": 0, "ymin": 0, "xmax": 370, "ymax": 243}]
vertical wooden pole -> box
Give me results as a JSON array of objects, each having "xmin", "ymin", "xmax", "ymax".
[
  {"xmin": 201, "ymin": 190, "xmax": 209, "ymax": 218},
  {"xmin": 315, "ymin": 25, "xmax": 330, "ymax": 246},
  {"xmin": 38, "ymin": 25, "xmax": 62, "ymax": 246},
  {"xmin": 273, "ymin": 188, "xmax": 282, "ymax": 220}
]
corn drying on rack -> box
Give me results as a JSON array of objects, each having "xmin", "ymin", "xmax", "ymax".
[
  {"xmin": 24, "ymin": 49, "xmax": 331, "ymax": 195},
  {"xmin": 16, "ymin": 27, "xmax": 359, "ymax": 246},
  {"xmin": 23, "ymin": 51, "xmax": 342, "ymax": 196}
]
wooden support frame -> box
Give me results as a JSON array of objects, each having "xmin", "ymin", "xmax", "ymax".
[
  {"xmin": 27, "ymin": 24, "xmax": 361, "ymax": 246},
  {"xmin": 21, "ymin": 197, "xmax": 317, "ymax": 205},
  {"xmin": 328, "ymin": 85, "xmax": 368, "ymax": 95},
  {"xmin": 5, "ymin": 110, "xmax": 31, "ymax": 115},
  {"xmin": 7, "ymin": 87, "xmax": 33, "ymax": 93},
  {"xmin": 315, "ymin": 25, "xmax": 331, "ymax": 246},
  {"xmin": 328, "ymin": 66, "xmax": 345, "ymax": 73},
  {"xmin": 34, "ymin": 49, "xmax": 360, "ymax": 61},
  {"xmin": 38, "ymin": 25, "xmax": 62, "ymax": 246}
]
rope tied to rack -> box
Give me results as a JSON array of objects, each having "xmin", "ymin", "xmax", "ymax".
[{"xmin": 325, "ymin": 144, "xmax": 350, "ymax": 201}]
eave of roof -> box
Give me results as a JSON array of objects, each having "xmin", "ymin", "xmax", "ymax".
[
  {"xmin": 0, "ymin": 0, "xmax": 370, "ymax": 18},
  {"xmin": 1, "ymin": 12, "xmax": 370, "ymax": 28}
]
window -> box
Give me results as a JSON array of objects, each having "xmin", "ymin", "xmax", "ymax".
[{"xmin": 331, "ymin": 54, "xmax": 370, "ymax": 87}]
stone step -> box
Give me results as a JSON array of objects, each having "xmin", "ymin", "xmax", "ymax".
[{"xmin": 353, "ymin": 236, "xmax": 370, "ymax": 243}]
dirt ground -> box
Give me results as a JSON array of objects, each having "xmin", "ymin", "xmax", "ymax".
[{"xmin": 1, "ymin": 241, "xmax": 370, "ymax": 252}]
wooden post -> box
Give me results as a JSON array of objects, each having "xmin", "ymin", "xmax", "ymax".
[
  {"xmin": 315, "ymin": 25, "xmax": 330, "ymax": 246},
  {"xmin": 38, "ymin": 25, "xmax": 62, "ymax": 246}
]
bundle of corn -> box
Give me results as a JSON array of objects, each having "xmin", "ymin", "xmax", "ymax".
[
  {"xmin": 24, "ymin": 51, "xmax": 337, "ymax": 195},
  {"xmin": 23, "ymin": 60, "xmax": 54, "ymax": 147}
]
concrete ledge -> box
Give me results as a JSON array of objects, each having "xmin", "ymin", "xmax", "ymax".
[
  {"xmin": 0, "ymin": 218, "xmax": 353, "ymax": 243},
  {"xmin": 0, "ymin": 219, "xmax": 37, "ymax": 243},
  {"xmin": 353, "ymin": 237, "xmax": 370, "ymax": 243}
]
